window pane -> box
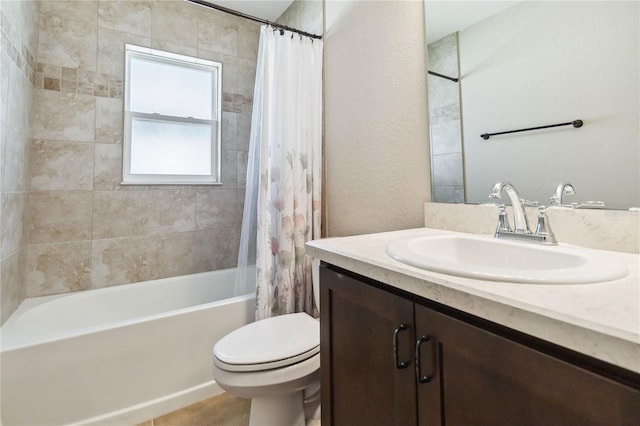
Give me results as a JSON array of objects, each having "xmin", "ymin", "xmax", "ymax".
[
  {"xmin": 129, "ymin": 56, "xmax": 213, "ymax": 119},
  {"xmin": 130, "ymin": 118, "xmax": 212, "ymax": 175}
]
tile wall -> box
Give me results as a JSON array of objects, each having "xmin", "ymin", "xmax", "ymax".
[
  {"xmin": 1, "ymin": 0, "xmax": 39, "ymax": 324},
  {"xmin": 427, "ymin": 33, "xmax": 464, "ymax": 203},
  {"xmin": 26, "ymin": 0, "xmax": 260, "ymax": 298}
]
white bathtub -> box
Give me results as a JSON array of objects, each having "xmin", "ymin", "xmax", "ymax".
[{"xmin": 0, "ymin": 268, "xmax": 255, "ymax": 425}]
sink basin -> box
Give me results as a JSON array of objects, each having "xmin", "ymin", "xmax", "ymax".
[{"xmin": 385, "ymin": 234, "xmax": 628, "ymax": 284}]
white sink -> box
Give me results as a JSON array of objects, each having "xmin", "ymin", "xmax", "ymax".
[{"xmin": 385, "ymin": 234, "xmax": 628, "ymax": 284}]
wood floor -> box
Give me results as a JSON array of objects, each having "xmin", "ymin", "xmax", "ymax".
[
  {"xmin": 137, "ymin": 393, "xmax": 251, "ymax": 426},
  {"xmin": 137, "ymin": 392, "xmax": 321, "ymax": 426}
]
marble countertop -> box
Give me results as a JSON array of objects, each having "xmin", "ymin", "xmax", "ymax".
[{"xmin": 306, "ymin": 227, "xmax": 640, "ymax": 373}]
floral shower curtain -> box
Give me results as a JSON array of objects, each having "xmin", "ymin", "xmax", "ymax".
[{"xmin": 235, "ymin": 25, "xmax": 323, "ymax": 320}]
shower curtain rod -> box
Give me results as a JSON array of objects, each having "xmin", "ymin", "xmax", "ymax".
[{"xmin": 186, "ymin": 0, "xmax": 323, "ymax": 40}]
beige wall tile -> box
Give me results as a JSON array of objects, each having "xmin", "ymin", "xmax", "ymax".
[
  {"xmin": 147, "ymin": 190, "xmax": 197, "ymax": 234},
  {"xmin": 237, "ymin": 58, "xmax": 256, "ymax": 98},
  {"xmin": 5, "ymin": 56, "xmax": 33, "ymax": 135},
  {"xmin": 220, "ymin": 150, "xmax": 238, "ymax": 188},
  {"xmin": 237, "ymin": 20, "xmax": 260, "ymax": 61},
  {"xmin": 1, "ymin": 192, "xmax": 27, "ymax": 259},
  {"xmin": 33, "ymin": 90, "xmax": 95, "ymax": 141},
  {"xmin": 98, "ymin": 1, "xmax": 152, "ymax": 37},
  {"xmin": 196, "ymin": 189, "xmax": 238, "ymax": 231},
  {"xmin": 96, "ymin": 26, "xmax": 151, "ymax": 78},
  {"xmin": 93, "ymin": 143, "xmax": 123, "ymax": 190},
  {"xmin": 31, "ymin": 139, "xmax": 94, "ymax": 190},
  {"xmin": 237, "ymin": 152, "xmax": 248, "ymax": 189},
  {"xmin": 38, "ymin": 13, "xmax": 97, "ymax": 70},
  {"xmin": 40, "ymin": 0, "xmax": 99, "ymax": 26},
  {"xmin": 1, "ymin": 250, "xmax": 27, "ymax": 324},
  {"xmin": 92, "ymin": 191, "xmax": 149, "ymax": 238},
  {"xmin": 29, "ymin": 191, "xmax": 93, "ymax": 244},
  {"xmin": 91, "ymin": 236, "xmax": 148, "ymax": 288},
  {"xmin": 1, "ymin": 125, "xmax": 29, "ymax": 192},
  {"xmin": 26, "ymin": 241, "xmax": 91, "ymax": 297},
  {"xmin": 1, "ymin": 50, "xmax": 10, "ymax": 130},
  {"xmin": 1, "ymin": 0, "xmax": 38, "ymax": 323},
  {"xmin": 237, "ymin": 112, "xmax": 251, "ymax": 152},
  {"xmin": 221, "ymin": 111, "xmax": 238, "ymax": 151},
  {"xmin": 151, "ymin": 0, "xmax": 198, "ymax": 49},
  {"xmin": 147, "ymin": 232, "xmax": 196, "ymax": 280},
  {"xmin": 194, "ymin": 228, "xmax": 239, "ymax": 272},
  {"xmin": 95, "ymin": 96, "xmax": 123, "ymax": 143},
  {"xmin": 197, "ymin": 10, "xmax": 238, "ymax": 56}
]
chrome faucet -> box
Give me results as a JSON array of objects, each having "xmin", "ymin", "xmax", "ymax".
[
  {"xmin": 488, "ymin": 182, "xmax": 557, "ymax": 244},
  {"xmin": 489, "ymin": 182, "xmax": 531, "ymax": 234},
  {"xmin": 550, "ymin": 183, "xmax": 575, "ymax": 206}
]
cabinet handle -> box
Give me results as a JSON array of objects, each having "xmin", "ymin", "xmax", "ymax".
[
  {"xmin": 393, "ymin": 324, "xmax": 410, "ymax": 369},
  {"xmin": 415, "ymin": 335, "xmax": 432, "ymax": 384}
]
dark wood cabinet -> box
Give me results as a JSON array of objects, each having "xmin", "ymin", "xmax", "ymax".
[
  {"xmin": 320, "ymin": 263, "xmax": 640, "ymax": 426},
  {"xmin": 320, "ymin": 264, "xmax": 416, "ymax": 425}
]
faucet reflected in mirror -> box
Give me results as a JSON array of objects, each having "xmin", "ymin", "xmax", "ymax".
[{"xmin": 550, "ymin": 183, "xmax": 576, "ymax": 206}]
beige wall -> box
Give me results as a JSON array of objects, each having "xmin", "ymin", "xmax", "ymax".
[
  {"xmin": 26, "ymin": 0, "xmax": 260, "ymax": 298},
  {"xmin": 324, "ymin": 0, "xmax": 431, "ymax": 237},
  {"xmin": 1, "ymin": 0, "xmax": 39, "ymax": 324}
]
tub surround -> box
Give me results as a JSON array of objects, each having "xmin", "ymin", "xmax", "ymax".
[
  {"xmin": 307, "ymin": 227, "xmax": 640, "ymax": 374},
  {"xmin": 0, "ymin": 1, "xmax": 39, "ymax": 324},
  {"xmin": 25, "ymin": 0, "xmax": 261, "ymax": 300}
]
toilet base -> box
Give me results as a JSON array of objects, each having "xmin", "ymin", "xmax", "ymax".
[{"xmin": 250, "ymin": 392, "xmax": 305, "ymax": 426}]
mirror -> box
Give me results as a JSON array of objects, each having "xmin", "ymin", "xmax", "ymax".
[{"xmin": 425, "ymin": 1, "xmax": 639, "ymax": 210}]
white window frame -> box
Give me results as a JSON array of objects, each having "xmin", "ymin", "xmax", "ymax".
[{"xmin": 122, "ymin": 44, "xmax": 222, "ymax": 185}]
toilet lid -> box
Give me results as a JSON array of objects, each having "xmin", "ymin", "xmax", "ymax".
[{"xmin": 213, "ymin": 312, "xmax": 319, "ymax": 372}]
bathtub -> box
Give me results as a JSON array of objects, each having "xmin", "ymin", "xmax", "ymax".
[{"xmin": 0, "ymin": 268, "xmax": 255, "ymax": 425}]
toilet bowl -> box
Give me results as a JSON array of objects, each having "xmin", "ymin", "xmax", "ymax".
[{"xmin": 212, "ymin": 312, "xmax": 320, "ymax": 426}]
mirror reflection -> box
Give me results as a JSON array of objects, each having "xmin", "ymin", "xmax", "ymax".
[{"xmin": 426, "ymin": 1, "xmax": 639, "ymax": 210}]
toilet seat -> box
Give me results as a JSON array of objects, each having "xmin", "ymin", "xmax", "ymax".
[{"xmin": 213, "ymin": 312, "xmax": 319, "ymax": 372}]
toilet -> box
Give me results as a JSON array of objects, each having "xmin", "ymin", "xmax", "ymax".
[{"xmin": 211, "ymin": 273, "xmax": 321, "ymax": 426}]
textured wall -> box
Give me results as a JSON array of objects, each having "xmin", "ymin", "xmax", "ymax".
[
  {"xmin": 324, "ymin": 0, "xmax": 430, "ymax": 237},
  {"xmin": 27, "ymin": 0, "xmax": 260, "ymax": 298},
  {"xmin": 1, "ymin": 0, "xmax": 39, "ymax": 324},
  {"xmin": 276, "ymin": 0, "xmax": 323, "ymax": 36}
]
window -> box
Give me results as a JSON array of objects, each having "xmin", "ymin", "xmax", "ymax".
[{"xmin": 123, "ymin": 44, "xmax": 222, "ymax": 185}]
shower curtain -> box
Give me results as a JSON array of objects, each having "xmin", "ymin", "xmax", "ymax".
[{"xmin": 235, "ymin": 26, "xmax": 323, "ymax": 320}]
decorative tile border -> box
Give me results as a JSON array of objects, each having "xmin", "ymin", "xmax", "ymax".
[
  {"xmin": 1, "ymin": 10, "xmax": 37, "ymax": 86},
  {"xmin": 222, "ymin": 91, "xmax": 253, "ymax": 113},
  {"xmin": 34, "ymin": 62, "xmax": 254, "ymax": 108},
  {"xmin": 35, "ymin": 62, "xmax": 123, "ymax": 99}
]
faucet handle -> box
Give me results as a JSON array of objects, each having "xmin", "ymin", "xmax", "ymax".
[
  {"xmin": 521, "ymin": 200, "xmax": 539, "ymax": 208},
  {"xmin": 494, "ymin": 204, "xmax": 512, "ymax": 237},
  {"xmin": 534, "ymin": 205, "xmax": 557, "ymax": 244}
]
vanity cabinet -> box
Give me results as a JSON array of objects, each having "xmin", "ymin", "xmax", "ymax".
[{"xmin": 320, "ymin": 264, "xmax": 640, "ymax": 426}]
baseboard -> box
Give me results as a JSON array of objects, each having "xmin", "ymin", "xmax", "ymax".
[{"xmin": 77, "ymin": 381, "xmax": 224, "ymax": 426}]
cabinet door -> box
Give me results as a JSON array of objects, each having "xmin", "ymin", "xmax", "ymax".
[
  {"xmin": 415, "ymin": 304, "xmax": 640, "ymax": 426},
  {"xmin": 320, "ymin": 266, "xmax": 417, "ymax": 426}
]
